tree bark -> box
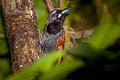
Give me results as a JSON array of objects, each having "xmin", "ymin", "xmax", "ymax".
[{"xmin": 1, "ymin": 0, "xmax": 43, "ymax": 72}]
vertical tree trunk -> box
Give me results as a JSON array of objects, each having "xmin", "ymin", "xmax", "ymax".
[{"xmin": 1, "ymin": 0, "xmax": 43, "ymax": 72}]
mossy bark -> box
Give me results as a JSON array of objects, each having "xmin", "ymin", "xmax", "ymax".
[{"xmin": 1, "ymin": 0, "xmax": 43, "ymax": 72}]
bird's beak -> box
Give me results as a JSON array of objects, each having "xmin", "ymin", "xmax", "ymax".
[{"xmin": 61, "ymin": 8, "xmax": 70, "ymax": 14}]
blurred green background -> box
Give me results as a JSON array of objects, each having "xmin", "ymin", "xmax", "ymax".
[{"xmin": 0, "ymin": 0, "xmax": 120, "ymax": 80}]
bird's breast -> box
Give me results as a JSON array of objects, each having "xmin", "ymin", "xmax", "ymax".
[{"xmin": 57, "ymin": 28, "xmax": 65, "ymax": 50}]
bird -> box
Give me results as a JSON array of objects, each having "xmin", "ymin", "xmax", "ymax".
[{"xmin": 40, "ymin": 8, "xmax": 70, "ymax": 53}]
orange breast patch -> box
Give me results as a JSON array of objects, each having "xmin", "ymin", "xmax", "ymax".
[{"xmin": 57, "ymin": 28, "xmax": 65, "ymax": 50}]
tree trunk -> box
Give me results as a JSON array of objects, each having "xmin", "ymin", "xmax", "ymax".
[{"xmin": 1, "ymin": 0, "xmax": 43, "ymax": 72}]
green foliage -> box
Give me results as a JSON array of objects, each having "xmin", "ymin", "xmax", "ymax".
[
  {"xmin": 7, "ymin": 51, "xmax": 65, "ymax": 80},
  {"xmin": 0, "ymin": 73, "xmax": 4, "ymax": 80},
  {"xmin": 0, "ymin": 7, "xmax": 8, "ymax": 55},
  {"xmin": 40, "ymin": 57, "xmax": 84, "ymax": 80},
  {"xmin": 88, "ymin": 17, "xmax": 120, "ymax": 50},
  {"xmin": 0, "ymin": 38, "xmax": 9, "ymax": 55},
  {"xmin": 33, "ymin": 0, "xmax": 48, "ymax": 31},
  {"xmin": 6, "ymin": 50, "xmax": 83, "ymax": 80},
  {"xmin": 0, "ymin": 59, "xmax": 11, "ymax": 79}
]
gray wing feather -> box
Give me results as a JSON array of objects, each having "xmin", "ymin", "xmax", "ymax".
[{"xmin": 40, "ymin": 30, "xmax": 62, "ymax": 53}]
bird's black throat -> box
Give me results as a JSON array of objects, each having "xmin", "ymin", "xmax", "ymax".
[
  {"xmin": 47, "ymin": 20, "xmax": 62, "ymax": 35},
  {"xmin": 46, "ymin": 14, "xmax": 67, "ymax": 35}
]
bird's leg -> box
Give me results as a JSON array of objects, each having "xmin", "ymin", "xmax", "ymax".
[{"xmin": 57, "ymin": 45, "xmax": 63, "ymax": 64}]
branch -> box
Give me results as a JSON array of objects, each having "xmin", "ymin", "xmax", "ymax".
[
  {"xmin": 56, "ymin": 0, "xmax": 61, "ymax": 8},
  {"xmin": 45, "ymin": 0, "xmax": 54, "ymax": 11}
]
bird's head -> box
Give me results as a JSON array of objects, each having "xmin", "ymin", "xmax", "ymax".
[
  {"xmin": 46, "ymin": 8, "xmax": 70, "ymax": 24},
  {"xmin": 44, "ymin": 8, "xmax": 70, "ymax": 35}
]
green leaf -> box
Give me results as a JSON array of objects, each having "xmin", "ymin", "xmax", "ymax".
[
  {"xmin": 34, "ymin": 0, "xmax": 48, "ymax": 31},
  {"xmin": 88, "ymin": 17, "xmax": 120, "ymax": 50},
  {"xmin": 40, "ymin": 57, "xmax": 84, "ymax": 80},
  {"xmin": 6, "ymin": 51, "xmax": 65, "ymax": 80}
]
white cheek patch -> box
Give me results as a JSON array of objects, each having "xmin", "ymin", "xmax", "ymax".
[
  {"xmin": 58, "ymin": 13, "xmax": 62, "ymax": 18},
  {"xmin": 52, "ymin": 10, "xmax": 56, "ymax": 14}
]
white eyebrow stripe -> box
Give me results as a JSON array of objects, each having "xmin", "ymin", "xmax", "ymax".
[{"xmin": 52, "ymin": 10, "xmax": 56, "ymax": 14}]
